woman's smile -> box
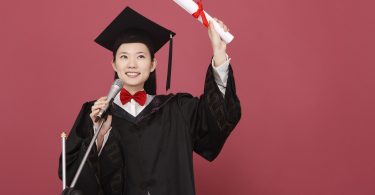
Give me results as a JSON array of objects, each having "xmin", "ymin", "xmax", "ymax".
[{"xmin": 125, "ymin": 72, "xmax": 141, "ymax": 78}]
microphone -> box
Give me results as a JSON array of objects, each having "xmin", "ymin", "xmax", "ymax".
[{"xmin": 95, "ymin": 79, "xmax": 123, "ymax": 121}]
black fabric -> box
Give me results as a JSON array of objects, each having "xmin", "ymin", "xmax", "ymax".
[
  {"xmin": 58, "ymin": 63, "xmax": 241, "ymax": 195},
  {"xmin": 62, "ymin": 188, "xmax": 84, "ymax": 195}
]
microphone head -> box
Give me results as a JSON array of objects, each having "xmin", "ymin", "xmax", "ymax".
[
  {"xmin": 107, "ymin": 79, "xmax": 124, "ymax": 100},
  {"xmin": 113, "ymin": 79, "xmax": 124, "ymax": 88},
  {"xmin": 97, "ymin": 79, "xmax": 124, "ymax": 119}
]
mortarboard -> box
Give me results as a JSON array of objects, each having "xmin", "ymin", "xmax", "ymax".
[{"xmin": 95, "ymin": 7, "xmax": 176, "ymax": 94}]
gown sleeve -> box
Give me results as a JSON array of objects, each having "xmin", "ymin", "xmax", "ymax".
[
  {"xmin": 58, "ymin": 101, "xmax": 104, "ymax": 195},
  {"xmin": 177, "ymin": 62, "xmax": 241, "ymax": 162}
]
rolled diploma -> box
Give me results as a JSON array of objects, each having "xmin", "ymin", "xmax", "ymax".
[{"xmin": 173, "ymin": 0, "xmax": 234, "ymax": 44}]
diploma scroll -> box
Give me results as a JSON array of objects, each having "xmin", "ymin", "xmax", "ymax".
[{"xmin": 173, "ymin": 0, "xmax": 234, "ymax": 44}]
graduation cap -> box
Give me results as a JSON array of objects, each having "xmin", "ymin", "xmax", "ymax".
[{"xmin": 95, "ymin": 7, "xmax": 176, "ymax": 94}]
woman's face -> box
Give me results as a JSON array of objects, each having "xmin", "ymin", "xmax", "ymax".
[{"xmin": 112, "ymin": 43, "xmax": 156, "ymax": 94}]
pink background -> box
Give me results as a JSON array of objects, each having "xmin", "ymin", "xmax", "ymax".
[{"xmin": 1, "ymin": 0, "xmax": 375, "ymax": 194}]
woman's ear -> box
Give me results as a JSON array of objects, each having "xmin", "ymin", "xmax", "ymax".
[
  {"xmin": 150, "ymin": 59, "xmax": 157, "ymax": 72},
  {"xmin": 112, "ymin": 60, "xmax": 117, "ymax": 72}
]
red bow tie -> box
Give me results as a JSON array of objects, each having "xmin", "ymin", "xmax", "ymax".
[{"xmin": 120, "ymin": 88, "xmax": 147, "ymax": 106}]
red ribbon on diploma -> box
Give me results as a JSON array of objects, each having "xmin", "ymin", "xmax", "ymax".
[{"xmin": 192, "ymin": 0, "xmax": 209, "ymax": 27}]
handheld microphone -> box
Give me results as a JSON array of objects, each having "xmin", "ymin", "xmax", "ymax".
[{"xmin": 95, "ymin": 79, "xmax": 123, "ymax": 121}]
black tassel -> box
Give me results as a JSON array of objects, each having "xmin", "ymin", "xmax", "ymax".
[{"xmin": 166, "ymin": 33, "xmax": 173, "ymax": 91}]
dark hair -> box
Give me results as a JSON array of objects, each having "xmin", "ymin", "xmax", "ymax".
[{"xmin": 112, "ymin": 30, "xmax": 157, "ymax": 95}]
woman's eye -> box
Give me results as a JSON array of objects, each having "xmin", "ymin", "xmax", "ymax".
[
  {"xmin": 138, "ymin": 55, "xmax": 145, "ymax": 59},
  {"xmin": 120, "ymin": 55, "xmax": 128, "ymax": 59}
]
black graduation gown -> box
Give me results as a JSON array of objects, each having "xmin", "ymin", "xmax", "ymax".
[{"xmin": 58, "ymin": 64, "xmax": 241, "ymax": 195}]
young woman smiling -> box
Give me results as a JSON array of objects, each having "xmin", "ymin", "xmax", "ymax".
[{"xmin": 59, "ymin": 7, "xmax": 241, "ymax": 195}]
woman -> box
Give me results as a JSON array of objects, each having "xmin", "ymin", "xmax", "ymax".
[{"xmin": 59, "ymin": 7, "xmax": 241, "ymax": 195}]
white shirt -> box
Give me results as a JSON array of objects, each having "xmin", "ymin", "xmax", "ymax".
[{"xmin": 95, "ymin": 57, "xmax": 231, "ymax": 155}]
